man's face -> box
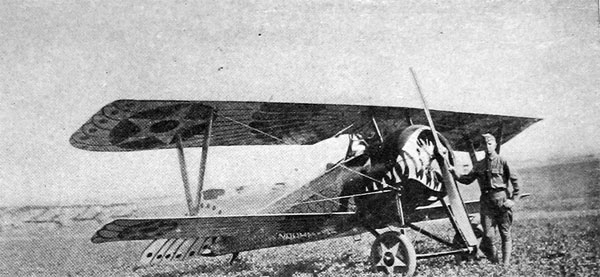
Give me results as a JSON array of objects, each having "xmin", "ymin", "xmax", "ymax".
[{"xmin": 484, "ymin": 139, "xmax": 497, "ymax": 154}]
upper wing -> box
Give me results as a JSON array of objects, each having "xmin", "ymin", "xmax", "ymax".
[{"xmin": 70, "ymin": 99, "xmax": 541, "ymax": 152}]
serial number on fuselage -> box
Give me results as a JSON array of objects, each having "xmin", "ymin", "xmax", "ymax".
[{"xmin": 276, "ymin": 229, "xmax": 337, "ymax": 241}]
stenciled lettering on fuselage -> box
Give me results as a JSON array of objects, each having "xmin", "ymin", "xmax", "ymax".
[{"xmin": 276, "ymin": 229, "xmax": 337, "ymax": 242}]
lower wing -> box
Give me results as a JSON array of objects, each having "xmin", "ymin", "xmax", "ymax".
[{"xmin": 92, "ymin": 212, "xmax": 359, "ymax": 247}]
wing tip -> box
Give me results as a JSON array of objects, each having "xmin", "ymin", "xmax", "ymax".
[
  {"xmin": 91, "ymin": 234, "xmax": 107, "ymax": 244},
  {"xmin": 69, "ymin": 133, "xmax": 114, "ymax": 152}
]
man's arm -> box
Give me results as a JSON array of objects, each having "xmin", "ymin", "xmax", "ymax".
[
  {"xmin": 453, "ymin": 168, "xmax": 477, "ymax": 185},
  {"xmin": 504, "ymin": 160, "xmax": 520, "ymax": 200}
]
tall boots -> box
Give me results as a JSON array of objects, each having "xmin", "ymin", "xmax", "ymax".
[{"xmin": 502, "ymin": 237, "xmax": 512, "ymax": 266}]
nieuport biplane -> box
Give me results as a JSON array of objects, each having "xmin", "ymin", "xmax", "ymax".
[{"xmin": 70, "ymin": 75, "xmax": 540, "ymax": 276}]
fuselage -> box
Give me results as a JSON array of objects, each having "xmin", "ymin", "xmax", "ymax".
[{"xmin": 188, "ymin": 125, "xmax": 448, "ymax": 233}]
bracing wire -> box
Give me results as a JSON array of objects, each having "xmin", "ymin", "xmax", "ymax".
[
  {"xmin": 216, "ymin": 111, "xmax": 397, "ymax": 209},
  {"xmin": 288, "ymin": 189, "xmax": 393, "ymax": 208},
  {"xmin": 218, "ymin": 113, "xmax": 292, "ymax": 144}
]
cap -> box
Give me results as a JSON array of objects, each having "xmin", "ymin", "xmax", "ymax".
[{"xmin": 482, "ymin": 133, "xmax": 496, "ymax": 143}]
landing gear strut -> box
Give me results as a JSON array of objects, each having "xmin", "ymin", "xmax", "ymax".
[
  {"xmin": 370, "ymin": 231, "xmax": 416, "ymax": 276},
  {"xmin": 453, "ymin": 223, "xmax": 484, "ymax": 263}
]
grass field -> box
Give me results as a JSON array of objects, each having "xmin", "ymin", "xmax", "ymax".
[
  {"xmin": 1, "ymin": 158, "xmax": 598, "ymax": 276},
  {"xmin": 1, "ymin": 213, "xmax": 598, "ymax": 276}
]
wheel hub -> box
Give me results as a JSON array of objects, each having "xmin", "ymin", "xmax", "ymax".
[{"xmin": 383, "ymin": 251, "xmax": 395, "ymax": 266}]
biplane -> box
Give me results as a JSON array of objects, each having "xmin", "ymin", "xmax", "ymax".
[{"xmin": 70, "ymin": 79, "xmax": 540, "ymax": 275}]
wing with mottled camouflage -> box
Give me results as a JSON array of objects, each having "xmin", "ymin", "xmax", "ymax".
[
  {"xmin": 92, "ymin": 213, "xmax": 359, "ymax": 255},
  {"xmin": 70, "ymin": 99, "xmax": 540, "ymax": 152}
]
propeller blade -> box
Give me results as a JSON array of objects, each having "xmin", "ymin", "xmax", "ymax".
[{"xmin": 409, "ymin": 68, "xmax": 478, "ymax": 247}]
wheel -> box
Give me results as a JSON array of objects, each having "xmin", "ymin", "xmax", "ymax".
[{"xmin": 370, "ymin": 231, "xmax": 416, "ymax": 276}]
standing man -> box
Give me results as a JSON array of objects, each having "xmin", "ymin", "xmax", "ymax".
[{"xmin": 455, "ymin": 133, "xmax": 520, "ymax": 266}]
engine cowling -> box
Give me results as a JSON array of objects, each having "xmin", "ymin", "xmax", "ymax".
[
  {"xmin": 347, "ymin": 125, "xmax": 457, "ymax": 228},
  {"xmin": 386, "ymin": 125, "xmax": 455, "ymax": 208}
]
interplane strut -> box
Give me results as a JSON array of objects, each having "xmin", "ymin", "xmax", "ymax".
[
  {"xmin": 175, "ymin": 108, "xmax": 215, "ymax": 216},
  {"xmin": 176, "ymin": 134, "xmax": 195, "ymax": 215},
  {"xmin": 195, "ymin": 108, "xmax": 214, "ymax": 215}
]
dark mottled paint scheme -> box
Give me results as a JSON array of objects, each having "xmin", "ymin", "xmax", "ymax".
[
  {"xmin": 93, "ymin": 213, "xmax": 359, "ymax": 253},
  {"xmin": 70, "ymin": 100, "xmax": 540, "ymax": 152}
]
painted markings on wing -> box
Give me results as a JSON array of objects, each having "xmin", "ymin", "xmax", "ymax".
[
  {"xmin": 182, "ymin": 236, "xmax": 224, "ymax": 257},
  {"xmin": 200, "ymin": 236, "xmax": 217, "ymax": 255},
  {"xmin": 173, "ymin": 238, "xmax": 198, "ymax": 261},
  {"xmin": 184, "ymin": 238, "xmax": 204, "ymax": 259},
  {"xmin": 160, "ymin": 238, "xmax": 186, "ymax": 263},
  {"xmin": 140, "ymin": 237, "xmax": 220, "ymax": 264},
  {"xmin": 139, "ymin": 239, "xmax": 168, "ymax": 264},
  {"xmin": 152, "ymin": 239, "xmax": 177, "ymax": 263}
]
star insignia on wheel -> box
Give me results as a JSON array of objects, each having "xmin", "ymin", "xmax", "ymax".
[{"xmin": 376, "ymin": 241, "xmax": 406, "ymax": 274}]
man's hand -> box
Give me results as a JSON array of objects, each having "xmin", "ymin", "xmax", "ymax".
[
  {"xmin": 503, "ymin": 199, "xmax": 516, "ymax": 209},
  {"xmin": 448, "ymin": 166, "xmax": 458, "ymax": 178}
]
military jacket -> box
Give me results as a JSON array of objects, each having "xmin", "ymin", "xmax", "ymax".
[{"xmin": 457, "ymin": 153, "xmax": 520, "ymax": 198}]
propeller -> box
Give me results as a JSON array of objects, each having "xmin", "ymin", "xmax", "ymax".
[{"xmin": 409, "ymin": 68, "xmax": 478, "ymax": 247}]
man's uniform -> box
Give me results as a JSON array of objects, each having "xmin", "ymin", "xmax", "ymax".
[{"xmin": 456, "ymin": 134, "xmax": 520, "ymax": 265}]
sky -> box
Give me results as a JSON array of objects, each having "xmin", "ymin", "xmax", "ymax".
[{"xmin": 1, "ymin": 0, "xmax": 599, "ymax": 206}]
